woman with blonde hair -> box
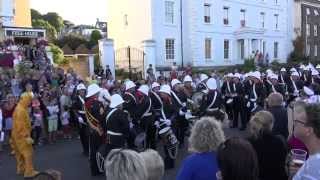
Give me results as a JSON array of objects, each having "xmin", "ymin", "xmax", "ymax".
[
  {"xmin": 177, "ymin": 116, "xmax": 225, "ymax": 180},
  {"xmin": 140, "ymin": 149, "xmax": 164, "ymax": 180},
  {"xmin": 248, "ymin": 111, "xmax": 288, "ymax": 180}
]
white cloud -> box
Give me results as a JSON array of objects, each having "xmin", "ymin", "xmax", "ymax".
[{"xmin": 30, "ymin": 0, "xmax": 107, "ymax": 25}]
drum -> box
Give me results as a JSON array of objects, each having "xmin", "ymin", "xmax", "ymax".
[
  {"xmin": 189, "ymin": 92, "xmax": 205, "ymax": 113},
  {"xmin": 159, "ymin": 127, "xmax": 179, "ymax": 159}
]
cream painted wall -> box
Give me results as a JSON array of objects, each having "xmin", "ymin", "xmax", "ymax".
[
  {"xmin": 107, "ymin": 0, "xmax": 152, "ymax": 50},
  {"xmin": 14, "ymin": 0, "xmax": 32, "ymax": 27}
]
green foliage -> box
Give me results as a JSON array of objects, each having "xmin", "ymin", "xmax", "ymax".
[
  {"xmin": 88, "ymin": 30, "xmax": 102, "ymax": 48},
  {"xmin": 54, "ymin": 34, "xmax": 89, "ymax": 50},
  {"xmin": 242, "ymin": 58, "xmax": 256, "ymax": 72},
  {"xmin": 288, "ymin": 36, "xmax": 309, "ymax": 65},
  {"xmin": 42, "ymin": 12, "xmax": 65, "ymax": 33},
  {"xmin": 31, "ymin": 9, "xmax": 42, "ymax": 20},
  {"xmin": 49, "ymin": 43, "xmax": 67, "ymax": 64},
  {"xmin": 32, "ymin": 19, "xmax": 57, "ymax": 42}
]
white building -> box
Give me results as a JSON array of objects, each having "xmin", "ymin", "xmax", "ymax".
[
  {"xmin": 0, "ymin": 0, "xmax": 15, "ymax": 26},
  {"xmin": 107, "ymin": 0, "xmax": 293, "ymax": 69}
]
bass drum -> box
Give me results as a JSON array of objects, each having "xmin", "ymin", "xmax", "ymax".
[{"xmin": 189, "ymin": 92, "xmax": 205, "ymax": 113}]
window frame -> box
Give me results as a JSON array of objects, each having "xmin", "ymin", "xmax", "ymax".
[
  {"xmin": 205, "ymin": 38, "xmax": 212, "ymax": 60},
  {"xmin": 224, "ymin": 40, "xmax": 230, "ymax": 60},
  {"xmin": 204, "ymin": 3, "xmax": 211, "ymax": 24},
  {"xmin": 223, "ymin": 7, "xmax": 229, "ymax": 25},
  {"xmin": 165, "ymin": 1, "xmax": 175, "ymax": 24},
  {"xmin": 165, "ymin": 39, "xmax": 175, "ymax": 61}
]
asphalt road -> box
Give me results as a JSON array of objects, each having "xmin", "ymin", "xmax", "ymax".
[{"xmin": 0, "ymin": 127, "xmax": 246, "ymax": 180}]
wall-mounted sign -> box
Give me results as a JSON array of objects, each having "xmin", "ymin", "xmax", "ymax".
[{"xmin": 5, "ymin": 29, "xmax": 45, "ymax": 38}]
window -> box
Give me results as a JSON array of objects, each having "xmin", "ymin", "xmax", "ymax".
[
  {"xmin": 314, "ymin": 9, "xmax": 319, "ymax": 16},
  {"xmin": 239, "ymin": 40, "xmax": 245, "ymax": 60},
  {"xmin": 240, "ymin": 9, "xmax": 246, "ymax": 27},
  {"xmin": 314, "ymin": 25, "xmax": 318, "ymax": 36},
  {"xmin": 224, "ymin": 40, "xmax": 229, "ymax": 59},
  {"xmin": 274, "ymin": 14, "xmax": 279, "ymax": 30},
  {"xmin": 205, "ymin": 38, "xmax": 212, "ymax": 59},
  {"xmin": 165, "ymin": 39, "xmax": 175, "ymax": 60},
  {"xmin": 306, "ymin": 44, "xmax": 310, "ymax": 56},
  {"xmin": 260, "ymin": 12, "xmax": 265, "ymax": 28},
  {"xmin": 274, "ymin": 42, "xmax": 279, "ymax": 58},
  {"xmin": 165, "ymin": 1, "xmax": 174, "ymax": 24},
  {"xmin": 275, "ymin": 0, "xmax": 278, "ymax": 5},
  {"xmin": 223, "ymin": 7, "xmax": 229, "ymax": 25},
  {"xmin": 315, "ymin": 45, "xmax": 318, "ymax": 57},
  {"xmin": 204, "ymin": 4, "xmax": 211, "ymax": 23},
  {"xmin": 307, "ymin": 24, "xmax": 310, "ymax": 37},
  {"xmin": 306, "ymin": 8, "xmax": 310, "ymax": 15}
]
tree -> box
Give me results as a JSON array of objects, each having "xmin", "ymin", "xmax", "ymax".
[
  {"xmin": 49, "ymin": 43, "xmax": 66, "ymax": 64},
  {"xmin": 43, "ymin": 12, "xmax": 64, "ymax": 33},
  {"xmin": 288, "ymin": 36, "xmax": 308, "ymax": 65},
  {"xmin": 32, "ymin": 19, "xmax": 57, "ymax": 42},
  {"xmin": 31, "ymin": 9, "xmax": 42, "ymax": 20},
  {"xmin": 88, "ymin": 30, "xmax": 102, "ymax": 48},
  {"xmin": 54, "ymin": 34, "xmax": 88, "ymax": 50}
]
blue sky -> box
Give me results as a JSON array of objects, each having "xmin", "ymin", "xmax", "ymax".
[{"xmin": 30, "ymin": 0, "xmax": 108, "ymax": 25}]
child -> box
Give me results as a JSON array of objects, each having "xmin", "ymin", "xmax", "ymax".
[
  {"xmin": 31, "ymin": 98, "xmax": 43, "ymax": 146},
  {"xmin": 47, "ymin": 97, "xmax": 59, "ymax": 144},
  {"xmin": 61, "ymin": 106, "xmax": 71, "ymax": 139}
]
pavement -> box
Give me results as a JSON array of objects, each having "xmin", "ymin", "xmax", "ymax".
[{"xmin": 0, "ymin": 127, "xmax": 247, "ymax": 180}]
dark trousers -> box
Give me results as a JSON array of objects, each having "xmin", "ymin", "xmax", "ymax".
[
  {"xmin": 164, "ymin": 145, "xmax": 175, "ymax": 170},
  {"xmin": 233, "ymin": 99, "xmax": 246, "ymax": 128},
  {"xmin": 89, "ymin": 132, "xmax": 103, "ymax": 176},
  {"xmin": 32, "ymin": 126, "xmax": 42, "ymax": 145},
  {"xmin": 175, "ymin": 116, "xmax": 188, "ymax": 147},
  {"xmin": 79, "ymin": 124, "xmax": 89, "ymax": 155},
  {"xmin": 141, "ymin": 115, "xmax": 157, "ymax": 150},
  {"xmin": 225, "ymin": 102, "xmax": 234, "ymax": 124}
]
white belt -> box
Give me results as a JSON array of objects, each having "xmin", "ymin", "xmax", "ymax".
[
  {"xmin": 143, "ymin": 112, "xmax": 152, "ymax": 117},
  {"xmin": 78, "ymin": 111, "xmax": 85, "ymax": 114},
  {"xmin": 107, "ymin": 131, "xmax": 123, "ymax": 136},
  {"xmin": 207, "ymin": 108, "xmax": 219, "ymax": 111}
]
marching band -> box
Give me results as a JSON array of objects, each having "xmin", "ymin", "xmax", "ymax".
[{"xmin": 78, "ymin": 63, "xmax": 320, "ymax": 176}]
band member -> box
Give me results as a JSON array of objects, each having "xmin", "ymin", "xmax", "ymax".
[
  {"xmin": 159, "ymin": 85, "xmax": 177, "ymax": 170},
  {"xmin": 104, "ymin": 94, "xmax": 130, "ymax": 154},
  {"xmin": 183, "ymin": 75, "xmax": 194, "ymax": 98},
  {"xmin": 221, "ymin": 73, "xmax": 234, "ymax": 122},
  {"xmin": 85, "ymin": 84, "xmax": 105, "ymax": 176},
  {"xmin": 266, "ymin": 74, "xmax": 286, "ymax": 97},
  {"xmin": 301, "ymin": 67, "xmax": 311, "ymax": 86},
  {"xmin": 73, "ymin": 83, "xmax": 89, "ymax": 156},
  {"xmin": 135, "ymin": 85, "xmax": 156, "ymax": 149},
  {"xmin": 197, "ymin": 74, "xmax": 209, "ymax": 92},
  {"xmin": 287, "ymin": 71, "xmax": 304, "ymax": 104},
  {"xmin": 231, "ymin": 73, "xmax": 246, "ymax": 130},
  {"xmin": 247, "ymin": 72, "xmax": 266, "ymax": 114},
  {"xmin": 311, "ymin": 69, "xmax": 320, "ymax": 85},
  {"xmin": 123, "ymin": 80, "xmax": 137, "ymax": 148},
  {"xmin": 197, "ymin": 78, "xmax": 223, "ymax": 120},
  {"xmin": 279, "ymin": 68, "xmax": 288, "ymax": 84},
  {"xmin": 171, "ymin": 79, "xmax": 188, "ymax": 148}
]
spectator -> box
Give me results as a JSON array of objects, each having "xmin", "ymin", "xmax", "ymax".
[
  {"xmin": 140, "ymin": 149, "xmax": 164, "ymax": 180},
  {"xmin": 2, "ymin": 93, "xmax": 17, "ymax": 154},
  {"xmin": 32, "ymin": 169, "xmax": 62, "ymax": 180},
  {"xmin": 47, "ymin": 97, "xmax": 59, "ymax": 144},
  {"xmin": 267, "ymin": 92, "xmax": 289, "ymax": 139},
  {"xmin": 248, "ymin": 111, "xmax": 288, "ymax": 180},
  {"xmin": 176, "ymin": 117, "xmax": 225, "ymax": 180},
  {"xmin": 105, "ymin": 149, "xmax": 148, "ymax": 180},
  {"xmin": 217, "ymin": 137, "xmax": 259, "ymax": 180},
  {"xmin": 290, "ymin": 102, "xmax": 320, "ymax": 179}
]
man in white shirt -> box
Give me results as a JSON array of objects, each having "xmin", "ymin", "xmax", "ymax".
[{"xmin": 292, "ymin": 102, "xmax": 320, "ymax": 180}]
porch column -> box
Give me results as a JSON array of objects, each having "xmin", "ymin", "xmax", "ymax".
[
  {"xmin": 88, "ymin": 54, "xmax": 95, "ymax": 76},
  {"xmin": 98, "ymin": 39, "xmax": 115, "ymax": 78},
  {"xmin": 142, "ymin": 40, "xmax": 156, "ymax": 79}
]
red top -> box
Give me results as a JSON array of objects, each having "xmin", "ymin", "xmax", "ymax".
[{"xmin": 2, "ymin": 105, "xmax": 16, "ymax": 119}]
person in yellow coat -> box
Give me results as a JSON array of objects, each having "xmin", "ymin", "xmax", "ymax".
[{"xmin": 12, "ymin": 91, "xmax": 39, "ymax": 178}]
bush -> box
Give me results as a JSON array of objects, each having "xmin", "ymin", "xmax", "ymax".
[
  {"xmin": 241, "ymin": 58, "xmax": 256, "ymax": 72},
  {"xmin": 49, "ymin": 43, "xmax": 68, "ymax": 65}
]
